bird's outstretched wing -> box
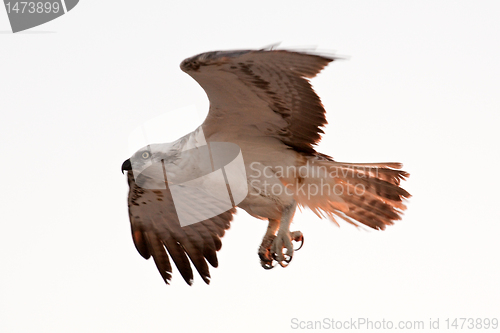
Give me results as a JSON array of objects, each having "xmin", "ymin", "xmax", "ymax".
[
  {"xmin": 126, "ymin": 171, "xmax": 235, "ymax": 285},
  {"xmin": 180, "ymin": 48, "xmax": 336, "ymax": 155}
]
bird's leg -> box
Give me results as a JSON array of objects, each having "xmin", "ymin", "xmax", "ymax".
[
  {"xmin": 271, "ymin": 201, "xmax": 298, "ymax": 267},
  {"xmin": 258, "ymin": 218, "xmax": 279, "ymax": 269},
  {"xmin": 261, "ymin": 201, "xmax": 304, "ymax": 268}
]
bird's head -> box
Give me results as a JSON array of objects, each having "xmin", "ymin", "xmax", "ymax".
[
  {"xmin": 122, "ymin": 143, "xmax": 181, "ymax": 189},
  {"xmin": 122, "ymin": 140, "xmax": 237, "ymax": 190}
]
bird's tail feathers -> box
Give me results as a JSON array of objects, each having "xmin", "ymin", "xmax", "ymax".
[{"xmin": 289, "ymin": 160, "xmax": 410, "ymax": 230}]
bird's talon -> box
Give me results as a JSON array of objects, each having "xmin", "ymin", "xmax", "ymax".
[
  {"xmin": 261, "ymin": 260, "xmax": 276, "ymax": 270},
  {"xmin": 259, "ymin": 230, "xmax": 303, "ymax": 269},
  {"xmin": 291, "ymin": 231, "xmax": 304, "ymax": 251},
  {"xmin": 279, "ymin": 260, "xmax": 290, "ymax": 267}
]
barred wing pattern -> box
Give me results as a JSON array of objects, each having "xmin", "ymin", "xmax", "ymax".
[
  {"xmin": 181, "ymin": 48, "xmax": 336, "ymax": 155},
  {"xmin": 126, "ymin": 171, "xmax": 235, "ymax": 285}
]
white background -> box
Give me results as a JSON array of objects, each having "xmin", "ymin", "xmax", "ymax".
[{"xmin": 1, "ymin": 1, "xmax": 499, "ymax": 332}]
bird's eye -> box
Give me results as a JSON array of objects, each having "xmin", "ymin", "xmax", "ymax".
[{"xmin": 141, "ymin": 152, "xmax": 150, "ymax": 159}]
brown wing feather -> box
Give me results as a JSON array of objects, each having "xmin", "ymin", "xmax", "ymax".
[
  {"xmin": 126, "ymin": 171, "xmax": 235, "ymax": 285},
  {"xmin": 180, "ymin": 48, "xmax": 336, "ymax": 155}
]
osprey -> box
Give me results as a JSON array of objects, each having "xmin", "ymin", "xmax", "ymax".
[{"xmin": 122, "ymin": 47, "xmax": 410, "ymax": 285}]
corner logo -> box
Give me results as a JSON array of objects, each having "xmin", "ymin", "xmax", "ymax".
[{"xmin": 3, "ymin": 0, "xmax": 78, "ymax": 33}]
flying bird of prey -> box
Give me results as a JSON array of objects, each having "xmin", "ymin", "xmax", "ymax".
[{"xmin": 122, "ymin": 47, "xmax": 410, "ymax": 285}]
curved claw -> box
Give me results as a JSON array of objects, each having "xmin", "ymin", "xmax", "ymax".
[
  {"xmin": 293, "ymin": 238, "xmax": 304, "ymax": 251},
  {"xmin": 259, "ymin": 230, "xmax": 304, "ymax": 269},
  {"xmin": 271, "ymin": 247, "xmax": 293, "ymax": 267},
  {"xmin": 283, "ymin": 253, "xmax": 292, "ymax": 265},
  {"xmin": 278, "ymin": 259, "xmax": 290, "ymax": 268},
  {"xmin": 291, "ymin": 231, "xmax": 304, "ymax": 251},
  {"xmin": 272, "ymin": 253, "xmax": 291, "ymax": 267},
  {"xmin": 261, "ymin": 260, "xmax": 276, "ymax": 270}
]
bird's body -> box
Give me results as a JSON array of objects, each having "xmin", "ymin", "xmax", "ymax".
[{"xmin": 122, "ymin": 47, "xmax": 410, "ymax": 285}]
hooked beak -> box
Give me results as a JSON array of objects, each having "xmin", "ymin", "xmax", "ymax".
[{"xmin": 121, "ymin": 159, "xmax": 132, "ymax": 174}]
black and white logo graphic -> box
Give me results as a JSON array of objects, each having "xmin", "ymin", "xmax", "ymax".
[{"xmin": 3, "ymin": 0, "xmax": 78, "ymax": 32}]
